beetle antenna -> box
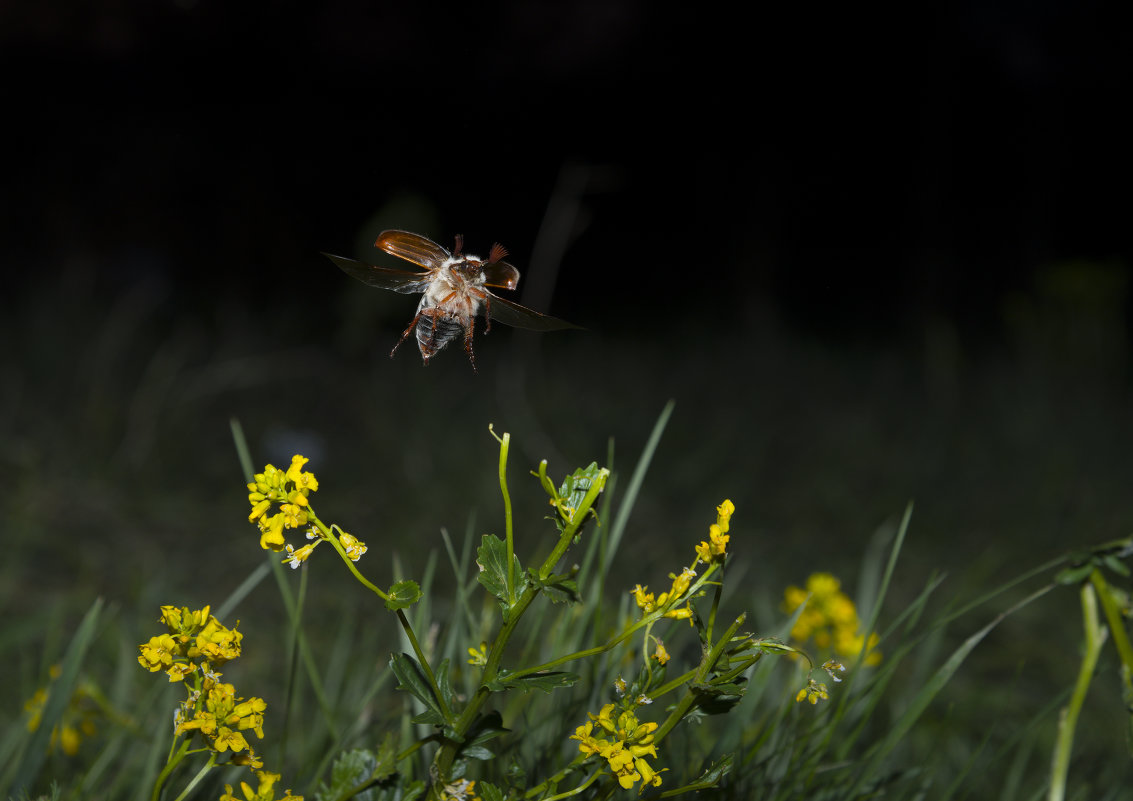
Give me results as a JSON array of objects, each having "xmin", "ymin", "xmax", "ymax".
[
  {"xmin": 453, "ymin": 234, "xmax": 464, "ymax": 258},
  {"xmin": 488, "ymin": 242, "xmax": 509, "ymax": 264}
]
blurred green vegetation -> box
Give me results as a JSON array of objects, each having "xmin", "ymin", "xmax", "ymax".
[{"xmin": 3, "ymin": 255, "xmax": 1133, "ymax": 797}]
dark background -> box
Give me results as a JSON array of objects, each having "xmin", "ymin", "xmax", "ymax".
[
  {"xmin": 4, "ymin": 0, "xmax": 1133, "ymax": 792},
  {"xmin": 4, "ymin": 0, "xmax": 1133, "ymax": 741},
  {"xmin": 6, "ymin": 1, "xmax": 1129, "ymax": 335}
]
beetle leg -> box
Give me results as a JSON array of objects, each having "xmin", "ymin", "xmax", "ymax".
[
  {"xmin": 479, "ymin": 290, "xmax": 492, "ymax": 334},
  {"xmin": 463, "ymin": 314, "xmax": 477, "ymax": 372},
  {"xmin": 391, "ymin": 312, "xmax": 424, "ymax": 358}
]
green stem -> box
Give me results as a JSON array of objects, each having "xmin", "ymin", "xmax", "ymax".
[
  {"xmin": 496, "ymin": 430, "xmax": 516, "ymax": 602},
  {"xmin": 169, "ymin": 754, "xmax": 216, "ymax": 801},
  {"xmin": 531, "ymin": 766, "xmax": 604, "ymax": 801},
  {"xmin": 1049, "ymin": 581, "xmax": 1106, "ymax": 801},
  {"xmin": 397, "ymin": 609, "xmax": 453, "ymax": 724},
  {"xmin": 150, "ymin": 738, "xmax": 191, "ymax": 801},
  {"xmin": 314, "ymin": 517, "xmax": 390, "ymax": 601},
  {"xmin": 433, "ymin": 446, "xmax": 610, "ymax": 788},
  {"xmin": 1090, "ymin": 569, "xmax": 1133, "ymax": 673},
  {"xmin": 316, "ymin": 516, "xmax": 450, "ymax": 725},
  {"xmin": 653, "ymin": 614, "xmax": 747, "ymax": 743}
]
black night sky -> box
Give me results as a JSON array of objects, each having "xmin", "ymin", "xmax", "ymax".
[{"xmin": 5, "ymin": 1, "xmax": 1129, "ymax": 343}]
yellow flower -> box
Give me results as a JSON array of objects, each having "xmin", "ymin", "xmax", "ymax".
[
  {"xmin": 664, "ymin": 604, "xmax": 693, "ymax": 622},
  {"xmin": 284, "ymin": 543, "xmax": 316, "ymax": 569},
  {"xmin": 631, "ymin": 584, "xmax": 655, "ymax": 613},
  {"xmin": 667, "ymin": 567, "xmax": 696, "ymax": 599},
  {"xmin": 716, "ymin": 499, "xmax": 735, "ymax": 528},
  {"xmin": 23, "ymin": 671, "xmax": 102, "ymax": 756},
  {"xmin": 782, "ymin": 573, "xmax": 882, "ymax": 666},
  {"xmin": 249, "ymin": 455, "xmax": 320, "ymax": 553},
  {"xmin": 806, "ymin": 572, "xmax": 841, "ymax": 598},
  {"xmin": 138, "ymin": 634, "xmax": 180, "ymax": 672},
  {"xmin": 696, "ymin": 499, "xmax": 734, "ymax": 563},
  {"xmin": 259, "ymin": 514, "xmax": 287, "ymax": 552},
  {"xmin": 221, "ymin": 769, "xmax": 303, "ymax": 801},
  {"xmin": 652, "ymin": 639, "xmax": 671, "ymax": 665},
  {"xmin": 572, "ymin": 704, "xmax": 663, "ymax": 791},
  {"xmin": 279, "ymin": 503, "xmax": 309, "ymax": 529},
  {"xmin": 795, "ymin": 679, "xmax": 830, "ymax": 705},
  {"xmin": 195, "ymin": 618, "xmax": 243, "ymax": 665},
  {"xmin": 338, "ymin": 531, "xmax": 368, "ymax": 561},
  {"xmin": 286, "ymin": 455, "xmax": 319, "ymax": 494},
  {"xmin": 441, "ymin": 778, "xmax": 479, "ymax": 801}
]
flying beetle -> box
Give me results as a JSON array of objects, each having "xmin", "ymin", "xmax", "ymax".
[{"xmin": 324, "ymin": 230, "xmax": 577, "ymax": 371}]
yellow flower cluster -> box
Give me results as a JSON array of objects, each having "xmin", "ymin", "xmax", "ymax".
[
  {"xmin": 570, "ymin": 704, "xmax": 664, "ymax": 791},
  {"xmin": 248, "ymin": 455, "xmax": 367, "ymax": 568},
  {"xmin": 220, "ymin": 769, "xmax": 304, "ymax": 801},
  {"xmin": 248, "ymin": 455, "xmax": 320, "ymax": 552},
  {"xmin": 631, "ymin": 499, "xmax": 735, "ymax": 625},
  {"xmin": 795, "ymin": 678, "xmax": 830, "ymax": 705},
  {"xmin": 177, "ymin": 680, "xmax": 266, "ymax": 756},
  {"xmin": 695, "ymin": 499, "xmax": 734, "ymax": 563},
  {"xmin": 23, "ymin": 665, "xmax": 100, "ymax": 756},
  {"xmin": 439, "ymin": 778, "xmax": 480, "ymax": 801},
  {"xmin": 783, "ymin": 573, "xmax": 881, "ymax": 667},
  {"xmin": 631, "ymin": 567, "xmax": 695, "ymax": 623},
  {"xmin": 138, "ymin": 605, "xmax": 243, "ymax": 681},
  {"xmin": 138, "ymin": 606, "xmax": 267, "ymax": 766}
]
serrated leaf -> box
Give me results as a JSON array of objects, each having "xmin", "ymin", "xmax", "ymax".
[
  {"xmin": 480, "ymin": 782, "xmax": 506, "ymax": 801},
  {"xmin": 477, "ymin": 534, "xmax": 523, "ymax": 604},
  {"xmin": 557, "ymin": 463, "xmax": 600, "ymax": 518},
  {"xmin": 390, "ymin": 653, "xmax": 444, "ymax": 722},
  {"xmin": 385, "ymin": 579, "xmax": 422, "ymax": 610},
  {"xmin": 371, "ymin": 733, "xmax": 398, "ymax": 783},
  {"xmin": 553, "ymin": 462, "xmax": 608, "ymax": 525},
  {"xmin": 316, "ymin": 748, "xmax": 378, "ymax": 801}
]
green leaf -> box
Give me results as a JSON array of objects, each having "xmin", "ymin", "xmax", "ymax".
[
  {"xmin": 479, "ymin": 782, "xmax": 506, "ymax": 801},
  {"xmin": 529, "ymin": 568, "xmax": 580, "ymax": 604},
  {"xmin": 663, "ymin": 754, "xmax": 734, "ymax": 794},
  {"xmin": 753, "ymin": 637, "xmax": 799, "ymax": 656},
  {"xmin": 476, "ymin": 534, "xmax": 523, "ymax": 604},
  {"xmin": 1055, "ymin": 564, "xmax": 1095, "ymax": 585},
  {"xmin": 315, "ymin": 748, "xmax": 377, "ymax": 801},
  {"xmin": 385, "ymin": 579, "xmax": 422, "ymax": 610},
  {"xmin": 488, "ymin": 669, "xmax": 580, "ymax": 693},
  {"xmin": 435, "ymin": 658, "xmax": 456, "ymax": 714},
  {"xmin": 556, "ymin": 462, "xmax": 603, "ymax": 521},
  {"xmin": 11, "ymin": 598, "xmax": 103, "ymax": 796},
  {"xmin": 465, "ymin": 710, "xmax": 509, "ymax": 746},
  {"xmin": 371, "ymin": 733, "xmax": 398, "ymax": 783},
  {"xmin": 390, "ymin": 653, "xmax": 443, "ymax": 722},
  {"xmin": 457, "ymin": 711, "xmax": 508, "ymax": 759}
]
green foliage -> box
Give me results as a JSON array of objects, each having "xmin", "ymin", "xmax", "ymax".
[{"xmin": 5, "ymin": 410, "xmax": 1133, "ymax": 801}]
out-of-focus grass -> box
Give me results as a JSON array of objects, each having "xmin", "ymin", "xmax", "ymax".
[{"xmin": 4, "ymin": 256, "xmax": 1133, "ymax": 797}]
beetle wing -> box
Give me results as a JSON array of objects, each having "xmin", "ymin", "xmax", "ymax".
[
  {"xmin": 481, "ymin": 260, "xmax": 520, "ymax": 291},
  {"xmin": 375, "ymin": 230, "xmax": 450, "ymax": 270},
  {"xmin": 323, "ymin": 253, "xmax": 433, "ymax": 294},
  {"xmin": 485, "ymin": 294, "xmax": 581, "ymax": 331}
]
